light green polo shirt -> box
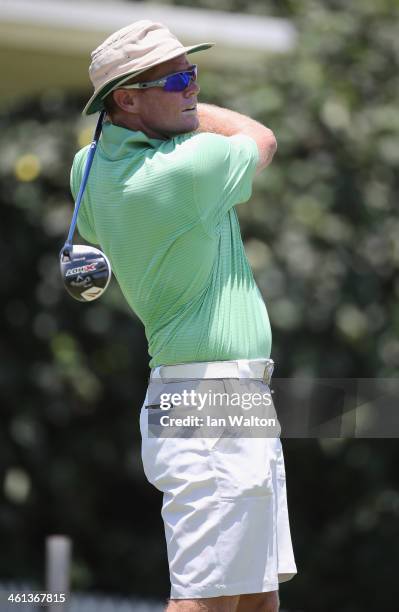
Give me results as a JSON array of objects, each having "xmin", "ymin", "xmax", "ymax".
[{"xmin": 71, "ymin": 121, "xmax": 272, "ymax": 367}]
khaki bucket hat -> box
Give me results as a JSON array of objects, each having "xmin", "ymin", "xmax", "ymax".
[{"xmin": 83, "ymin": 20, "xmax": 214, "ymax": 115}]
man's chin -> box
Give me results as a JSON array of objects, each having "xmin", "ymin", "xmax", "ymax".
[
  {"xmin": 177, "ymin": 116, "xmax": 200, "ymax": 135},
  {"xmin": 160, "ymin": 116, "xmax": 199, "ymax": 138}
]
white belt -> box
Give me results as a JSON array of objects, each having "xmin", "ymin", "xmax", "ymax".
[{"xmin": 150, "ymin": 358, "xmax": 274, "ymax": 385}]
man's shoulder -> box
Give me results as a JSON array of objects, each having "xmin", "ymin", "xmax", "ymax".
[
  {"xmin": 149, "ymin": 132, "xmax": 217, "ymax": 175},
  {"xmin": 163, "ymin": 131, "xmax": 257, "ymax": 181},
  {"xmin": 161, "ymin": 132, "xmax": 235, "ymax": 170},
  {"xmin": 168, "ymin": 131, "xmax": 257, "ymax": 160}
]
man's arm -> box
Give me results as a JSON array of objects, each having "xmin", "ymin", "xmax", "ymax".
[{"xmin": 195, "ymin": 103, "xmax": 277, "ymax": 176}]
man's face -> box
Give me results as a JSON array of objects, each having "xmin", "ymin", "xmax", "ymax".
[{"xmin": 121, "ymin": 53, "xmax": 200, "ymax": 139}]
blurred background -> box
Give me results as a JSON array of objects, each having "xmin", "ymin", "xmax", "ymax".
[{"xmin": 1, "ymin": 0, "xmax": 399, "ymax": 610}]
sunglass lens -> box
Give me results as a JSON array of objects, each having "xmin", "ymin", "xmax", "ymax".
[{"xmin": 164, "ymin": 69, "xmax": 196, "ymax": 92}]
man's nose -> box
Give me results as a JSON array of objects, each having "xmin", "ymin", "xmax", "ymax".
[{"xmin": 184, "ymin": 79, "xmax": 200, "ymax": 96}]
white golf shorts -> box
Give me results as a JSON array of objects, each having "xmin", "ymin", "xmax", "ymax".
[{"xmin": 139, "ymin": 359, "xmax": 297, "ymax": 599}]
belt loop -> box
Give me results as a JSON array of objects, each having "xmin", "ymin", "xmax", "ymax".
[{"xmin": 263, "ymin": 360, "xmax": 274, "ymax": 385}]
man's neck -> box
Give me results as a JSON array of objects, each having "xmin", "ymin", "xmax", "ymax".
[{"xmin": 109, "ymin": 114, "xmax": 168, "ymax": 140}]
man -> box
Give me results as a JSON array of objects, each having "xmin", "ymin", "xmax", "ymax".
[{"xmin": 71, "ymin": 20, "xmax": 297, "ymax": 612}]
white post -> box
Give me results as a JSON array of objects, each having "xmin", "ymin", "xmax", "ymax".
[{"xmin": 45, "ymin": 535, "xmax": 71, "ymax": 612}]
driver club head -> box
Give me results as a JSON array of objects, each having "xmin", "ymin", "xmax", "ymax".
[{"xmin": 59, "ymin": 244, "xmax": 112, "ymax": 302}]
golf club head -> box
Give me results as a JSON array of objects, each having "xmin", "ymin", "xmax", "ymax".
[{"xmin": 59, "ymin": 244, "xmax": 111, "ymax": 302}]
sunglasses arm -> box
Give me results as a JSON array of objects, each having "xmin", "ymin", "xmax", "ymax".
[{"xmin": 122, "ymin": 79, "xmax": 167, "ymax": 90}]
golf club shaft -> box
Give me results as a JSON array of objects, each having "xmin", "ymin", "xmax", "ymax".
[{"xmin": 64, "ymin": 110, "xmax": 106, "ymax": 250}]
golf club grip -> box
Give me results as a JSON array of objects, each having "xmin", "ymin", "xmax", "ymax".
[{"xmin": 66, "ymin": 110, "xmax": 106, "ymax": 245}]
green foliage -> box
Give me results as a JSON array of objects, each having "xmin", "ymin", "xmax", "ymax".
[{"xmin": 1, "ymin": 2, "xmax": 399, "ymax": 611}]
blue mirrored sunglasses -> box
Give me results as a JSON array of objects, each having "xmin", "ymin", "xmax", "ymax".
[{"xmin": 112, "ymin": 65, "xmax": 198, "ymax": 94}]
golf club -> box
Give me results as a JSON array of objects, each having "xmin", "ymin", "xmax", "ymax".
[{"xmin": 59, "ymin": 110, "xmax": 111, "ymax": 302}]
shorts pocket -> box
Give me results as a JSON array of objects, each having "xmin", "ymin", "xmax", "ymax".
[
  {"xmin": 139, "ymin": 380, "xmax": 223, "ymax": 493},
  {"xmin": 204, "ymin": 379, "xmax": 277, "ymax": 500},
  {"xmin": 207, "ymin": 436, "xmax": 275, "ymax": 500}
]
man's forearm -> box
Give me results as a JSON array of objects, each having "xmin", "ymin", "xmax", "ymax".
[
  {"xmin": 195, "ymin": 103, "xmax": 277, "ymax": 174},
  {"xmin": 196, "ymin": 103, "xmax": 268, "ymax": 137}
]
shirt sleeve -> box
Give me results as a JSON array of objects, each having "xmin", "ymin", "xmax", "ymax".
[
  {"xmin": 191, "ymin": 132, "xmax": 259, "ymax": 233},
  {"xmin": 70, "ymin": 149, "xmax": 98, "ymax": 245}
]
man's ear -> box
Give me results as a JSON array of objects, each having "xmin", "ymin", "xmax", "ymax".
[{"xmin": 112, "ymin": 89, "xmax": 139, "ymax": 114}]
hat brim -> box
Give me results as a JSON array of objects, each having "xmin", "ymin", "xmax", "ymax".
[{"xmin": 82, "ymin": 42, "xmax": 214, "ymax": 116}]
